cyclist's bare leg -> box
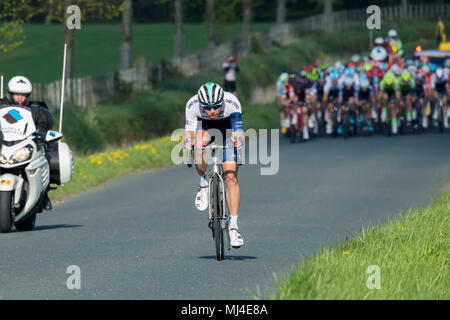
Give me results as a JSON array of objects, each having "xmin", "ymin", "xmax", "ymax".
[
  {"xmin": 194, "ymin": 129, "xmax": 210, "ymax": 176},
  {"xmin": 222, "ymin": 161, "xmax": 240, "ymax": 217}
]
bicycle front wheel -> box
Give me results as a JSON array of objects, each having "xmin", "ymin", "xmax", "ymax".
[{"xmin": 212, "ymin": 175, "xmax": 224, "ymax": 261}]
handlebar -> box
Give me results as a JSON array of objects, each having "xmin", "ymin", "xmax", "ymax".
[{"xmin": 185, "ymin": 143, "xmax": 243, "ymax": 167}]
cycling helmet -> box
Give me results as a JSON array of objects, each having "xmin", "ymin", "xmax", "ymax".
[
  {"xmin": 388, "ymin": 29, "xmax": 398, "ymax": 38},
  {"xmin": 314, "ymin": 59, "xmax": 322, "ymax": 68},
  {"xmin": 408, "ymin": 65, "xmax": 417, "ymax": 74},
  {"xmin": 329, "ymin": 67, "xmax": 339, "ymax": 80},
  {"xmin": 319, "ymin": 63, "xmax": 328, "ymax": 71},
  {"xmin": 360, "ymin": 78, "xmax": 370, "ymax": 89},
  {"xmin": 374, "ymin": 37, "xmax": 384, "ymax": 45},
  {"xmin": 197, "ymin": 83, "xmax": 224, "ymax": 107},
  {"xmin": 351, "ymin": 55, "xmax": 360, "ymax": 63},
  {"xmin": 401, "ymin": 71, "xmax": 411, "ymax": 82},
  {"xmin": 384, "ymin": 72, "xmax": 396, "ymax": 85},
  {"xmin": 364, "ymin": 63, "xmax": 373, "ymax": 71},
  {"xmin": 391, "ymin": 64, "xmax": 402, "ymax": 76},
  {"xmin": 345, "ymin": 67, "xmax": 354, "ymax": 77},
  {"xmin": 335, "ymin": 61, "xmax": 344, "ymax": 72},
  {"xmin": 422, "ymin": 65, "xmax": 430, "ymax": 74},
  {"xmin": 304, "ymin": 64, "xmax": 313, "ymax": 72},
  {"xmin": 344, "ymin": 77, "xmax": 353, "ymax": 87},
  {"xmin": 430, "ymin": 64, "xmax": 437, "ymax": 72},
  {"xmin": 436, "ymin": 68, "xmax": 444, "ymax": 79}
]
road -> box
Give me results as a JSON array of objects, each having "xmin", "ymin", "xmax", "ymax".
[{"xmin": 0, "ymin": 132, "xmax": 449, "ymax": 300}]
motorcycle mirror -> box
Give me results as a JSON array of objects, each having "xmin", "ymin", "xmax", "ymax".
[{"xmin": 45, "ymin": 130, "xmax": 63, "ymax": 142}]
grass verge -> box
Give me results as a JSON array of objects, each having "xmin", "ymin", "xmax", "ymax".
[{"xmin": 264, "ymin": 192, "xmax": 449, "ymax": 300}]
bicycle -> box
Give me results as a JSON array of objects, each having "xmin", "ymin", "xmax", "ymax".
[{"xmin": 186, "ymin": 143, "xmax": 242, "ymax": 261}]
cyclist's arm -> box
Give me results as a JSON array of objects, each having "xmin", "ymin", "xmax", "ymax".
[{"xmin": 184, "ymin": 97, "xmax": 200, "ymax": 149}]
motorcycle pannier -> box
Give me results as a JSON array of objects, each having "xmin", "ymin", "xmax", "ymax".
[{"xmin": 46, "ymin": 142, "xmax": 74, "ymax": 185}]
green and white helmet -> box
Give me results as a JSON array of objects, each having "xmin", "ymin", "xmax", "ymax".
[{"xmin": 197, "ymin": 82, "xmax": 224, "ymax": 107}]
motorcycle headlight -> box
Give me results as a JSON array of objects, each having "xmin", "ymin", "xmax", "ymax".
[{"xmin": 11, "ymin": 145, "xmax": 34, "ymax": 163}]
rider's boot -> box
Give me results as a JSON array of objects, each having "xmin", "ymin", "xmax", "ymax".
[{"xmin": 43, "ymin": 192, "xmax": 52, "ymax": 211}]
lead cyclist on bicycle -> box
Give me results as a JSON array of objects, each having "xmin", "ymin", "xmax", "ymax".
[
  {"xmin": 184, "ymin": 83, "xmax": 244, "ymax": 248},
  {"xmin": 431, "ymin": 67, "xmax": 449, "ymax": 128}
]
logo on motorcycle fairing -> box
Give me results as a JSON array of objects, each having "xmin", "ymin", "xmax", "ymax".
[{"xmin": 3, "ymin": 109, "xmax": 23, "ymax": 124}]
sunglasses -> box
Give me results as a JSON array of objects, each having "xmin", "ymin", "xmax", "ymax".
[{"xmin": 203, "ymin": 103, "xmax": 222, "ymax": 111}]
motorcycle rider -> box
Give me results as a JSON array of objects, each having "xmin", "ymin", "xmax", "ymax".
[{"xmin": 0, "ymin": 75, "xmax": 55, "ymax": 210}]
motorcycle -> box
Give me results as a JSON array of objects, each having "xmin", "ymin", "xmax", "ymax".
[{"xmin": 0, "ymin": 105, "xmax": 73, "ymax": 233}]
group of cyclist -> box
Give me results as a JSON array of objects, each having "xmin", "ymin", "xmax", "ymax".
[{"xmin": 276, "ymin": 29, "xmax": 450, "ymax": 141}]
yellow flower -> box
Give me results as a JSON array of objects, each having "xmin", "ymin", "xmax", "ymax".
[
  {"xmin": 97, "ymin": 160, "xmax": 102, "ymax": 165},
  {"xmin": 400, "ymin": 226, "xmax": 407, "ymax": 231},
  {"xmin": 343, "ymin": 251, "xmax": 350, "ymax": 255}
]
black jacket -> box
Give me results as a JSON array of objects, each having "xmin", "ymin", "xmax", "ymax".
[{"xmin": 0, "ymin": 98, "xmax": 54, "ymax": 133}]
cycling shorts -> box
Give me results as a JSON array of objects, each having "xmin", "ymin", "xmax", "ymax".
[{"xmin": 197, "ymin": 117, "xmax": 237, "ymax": 163}]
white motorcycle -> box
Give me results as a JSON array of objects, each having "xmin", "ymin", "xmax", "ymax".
[{"xmin": 0, "ymin": 105, "xmax": 73, "ymax": 232}]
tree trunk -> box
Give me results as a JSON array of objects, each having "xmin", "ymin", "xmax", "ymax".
[
  {"xmin": 206, "ymin": 0, "xmax": 216, "ymax": 50},
  {"xmin": 324, "ymin": 0, "xmax": 333, "ymax": 31},
  {"xmin": 276, "ymin": 0, "xmax": 286, "ymax": 26},
  {"xmin": 121, "ymin": 0, "xmax": 133, "ymax": 70},
  {"xmin": 63, "ymin": 0, "xmax": 75, "ymax": 80},
  {"xmin": 242, "ymin": 0, "xmax": 252, "ymax": 38},
  {"xmin": 174, "ymin": 0, "xmax": 184, "ymax": 59},
  {"xmin": 402, "ymin": 0, "xmax": 407, "ymax": 19},
  {"xmin": 45, "ymin": 1, "xmax": 56, "ymax": 24}
]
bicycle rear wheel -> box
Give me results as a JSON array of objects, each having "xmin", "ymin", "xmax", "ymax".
[
  {"xmin": 212, "ymin": 175, "xmax": 224, "ymax": 261},
  {"xmin": 438, "ymin": 103, "xmax": 444, "ymax": 133}
]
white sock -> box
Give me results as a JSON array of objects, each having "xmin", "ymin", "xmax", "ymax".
[
  {"xmin": 229, "ymin": 216, "xmax": 238, "ymax": 230},
  {"xmin": 200, "ymin": 175, "xmax": 208, "ymax": 187}
]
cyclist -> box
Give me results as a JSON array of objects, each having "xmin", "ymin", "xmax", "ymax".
[
  {"xmin": 379, "ymin": 71, "xmax": 401, "ymax": 134},
  {"xmin": 387, "ymin": 29, "xmax": 404, "ymax": 58},
  {"xmin": 357, "ymin": 77, "xmax": 376, "ymax": 133},
  {"xmin": 431, "ymin": 67, "xmax": 449, "ymax": 128},
  {"xmin": 398, "ymin": 70, "xmax": 416, "ymax": 126},
  {"xmin": 294, "ymin": 74, "xmax": 312, "ymax": 140},
  {"xmin": 184, "ymin": 83, "xmax": 244, "ymax": 248},
  {"xmin": 323, "ymin": 68, "xmax": 341, "ymax": 134},
  {"xmin": 412, "ymin": 70, "xmax": 428, "ymax": 129},
  {"xmin": 338, "ymin": 76, "xmax": 360, "ymax": 134},
  {"xmin": 276, "ymin": 72, "xmax": 289, "ymax": 133},
  {"xmin": 280, "ymin": 73, "xmax": 298, "ymax": 134}
]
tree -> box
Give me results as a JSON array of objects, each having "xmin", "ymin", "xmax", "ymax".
[
  {"xmin": 242, "ymin": 0, "xmax": 252, "ymax": 38},
  {"xmin": 206, "ymin": 0, "xmax": 216, "ymax": 50},
  {"xmin": 276, "ymin": 0, "xmax": 286, "ymax": 26},
  {"xmin": 37, "ymin": 0, "xmax": 124, "ymax": 79},
  {"xmin": 174, "ymin": 0, "xmax": 184, "ymax": 58},
  {"xmin": 0, "ymin": 0, "xmax": 35, "ymax": 53},
  {"xmin": 121, "ymin": 0, "xmax": 133, "ymax": 70}
]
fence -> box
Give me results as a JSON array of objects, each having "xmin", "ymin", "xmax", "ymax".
[{"xmin": 33, "ymin": 3, "xmax": 450, "ymax": 110}]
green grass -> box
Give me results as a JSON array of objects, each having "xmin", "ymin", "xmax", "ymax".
[
  {"xmin": 265, "ymin": 192, "xmax": 450, "ymax": 300},
  {"xmin": 0, "ymin": 23, "xmax": 273, "ymax": 84}
]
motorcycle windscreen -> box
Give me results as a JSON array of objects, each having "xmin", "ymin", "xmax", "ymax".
[{"xmin": 0, "ymin": 106, "xmax": 37, "ymax": 142}]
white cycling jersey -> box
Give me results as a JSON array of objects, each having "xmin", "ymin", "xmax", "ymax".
[{"xmin": 185, "ymin": 91, "xmax": 244, "ymax": 132}]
